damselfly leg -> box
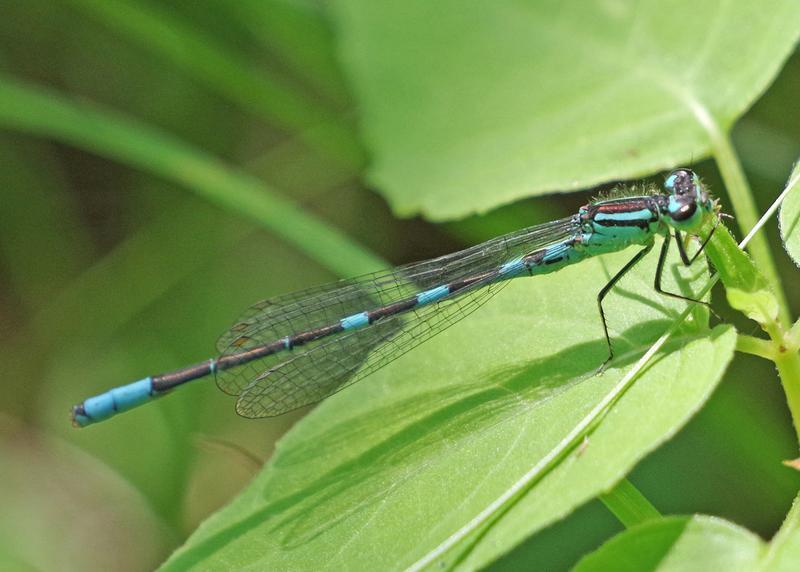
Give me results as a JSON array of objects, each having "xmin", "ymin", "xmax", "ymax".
[
  {"xmin": 596, "ymin": 243, "xmax": 654, "ymax": 373},
  {"xmin": 597, "ymin": 223, "xmax": 718, "ymax": 373}
]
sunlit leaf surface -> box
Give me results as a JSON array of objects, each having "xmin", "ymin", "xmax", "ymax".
[
  {"xmin": 162, "ymin": 242, "xmax": 735, "ymax": 570},
  {"xmin": 332, "ymin": 1, "xmax": 800, "ymax": 219}
]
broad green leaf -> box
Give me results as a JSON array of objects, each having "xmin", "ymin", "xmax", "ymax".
[
  {"xmin": 573, "ymin": 516, "xmax": 764, "ymax": 572},
  {"xmin": 779, "ymin": 161, "xmax": 800, "ymax": 267},
  {"xmin": 704, "ymin": 222, "xmax": 780, "ymax": 326},
  {"xmin": 331, "ymin": 1, "xmax": 800, "ymax": 219},
  {"xmin": 161, "ymin": 241, "xmax": 735, "ymax": 571}
]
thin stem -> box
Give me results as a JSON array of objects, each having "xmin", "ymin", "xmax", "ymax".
[
  {"xmin": 711, "ymin": 133, "xmax": 791, "ymax": 327},
  {"xmin": 775, "ymin": 347, "xmax": 800, "ymax": 446},
  {"xmin": 599, "ymin": 478, "xmax": 662, "ymax": 528},
  {"xmin": 730, "ymin": 165, "xmax": 800, "ymax": 445},
  {"xmin": 740, "ymin": 166, "xmax": 800, "ymax": 250},
  {"xmin": 735, "ymin": 334, "xmax": 775, "ymax": 361}
]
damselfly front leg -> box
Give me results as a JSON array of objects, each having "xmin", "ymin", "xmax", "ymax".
[{"xmin": 653, "ymin": 231, "xmax": 714, "ymax": 307}]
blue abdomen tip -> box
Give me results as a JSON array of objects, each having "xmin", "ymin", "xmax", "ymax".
[{"xmin": 73, "ymin": 377, "xmax": 154, "ymax": 427}]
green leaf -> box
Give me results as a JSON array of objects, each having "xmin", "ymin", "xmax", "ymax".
[
  {"xmin": 588, "ymin": 505, "xmax": 800, "ymax": 572},
  {"xmin": 779, "ymin": 161, "xmax": 800, "ymax": 267},
  {"xmin": 704, "ymin": 222, "xmax": 779, "ymax": 327},
  {"xmin": 160, "ymin": 241, "xmax": 735, "ymax": 571},
  {"xmin": 573, "ymin": 516, "xmax": 764, "ymax": 572},
  {"xmin": 331, "ymin": 1, "xmax": 800, "ymax": 219}
]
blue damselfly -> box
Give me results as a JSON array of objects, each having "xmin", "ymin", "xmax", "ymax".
[{"xmin": 72, "ymin": 168, "xmax": 723, "ymax": 427}]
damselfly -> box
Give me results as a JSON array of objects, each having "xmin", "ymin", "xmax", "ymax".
[{"xmin": 72, "ymin": 168, "xmax": 723, "ymax": 427}]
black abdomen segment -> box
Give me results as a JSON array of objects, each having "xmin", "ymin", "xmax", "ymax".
[{"xmin": 151, "ymin": 267, "xmax": 503, "ymax": 394}]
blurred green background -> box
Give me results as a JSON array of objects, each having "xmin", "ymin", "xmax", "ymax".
[{"xmin": 1, "ymin": 2, "xmax": 798, "ymax": 570}]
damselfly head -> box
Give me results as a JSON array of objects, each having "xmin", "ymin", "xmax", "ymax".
[
  {"xmin": 662, "ymin": 168, "xmax": 715, "ymax": 231},
  {"xmin": 664, "ymin": 168, "xmax": 704, "ymax": 199}
]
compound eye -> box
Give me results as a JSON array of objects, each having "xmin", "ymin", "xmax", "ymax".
[
  {"xmin": 671, "ymin": 200, "xmax": 697, "ymax": 221},
  {"xmin": 665, "ymin": 169, "xmax": 695, "ymax": 196}
]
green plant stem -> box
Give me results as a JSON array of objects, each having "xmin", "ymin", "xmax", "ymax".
[
  {"xmin": 735, "ymin": 334, "xmax": 776, "ymax": 360},
  {"xmin": 762, "ymin": 338, "xmax": 800, "ymax": 450},
  {"xmin": 774, "ymin": 346, "xmax": 800, "ymax": 446},
  {"xmin": 711, "ymin": 133, "xmax": 791, "ymax": 327},
  {"xmin": 732, "ymin": 173, "xmax": 800, "ymax": 447},
  {"xmin": 599, "ymin": 478, "xmax": 662, "ymax": 528},
  {"xmin": 0, "ymin": 76, "xmax": 384, "ymax": 278}
]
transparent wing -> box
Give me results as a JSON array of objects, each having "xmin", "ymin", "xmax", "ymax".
[
  {"xmin": 216, "ymin": 215, "xmax": 578, "ymax": 352},
  {"xmin": 215, "ymin": 215, "xmax": 579, "ymax": 400},
  {"xmin": 235, "ymin": 277, "xmax": 508, "ymax": 418},
  {"xmin": 216, "ymin": 297, "xmax": 402, "ymax": 398}
]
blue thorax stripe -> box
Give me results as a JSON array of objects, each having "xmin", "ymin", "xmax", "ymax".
[{"xmin": 593, "ymin": 208, "xmax": 653, "ymax": 223}]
